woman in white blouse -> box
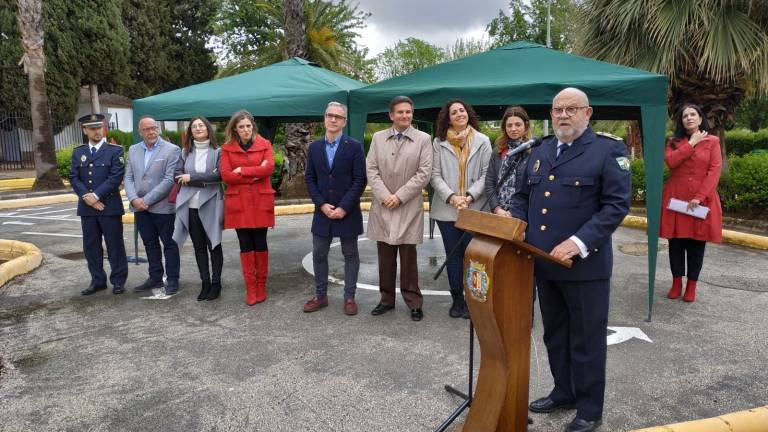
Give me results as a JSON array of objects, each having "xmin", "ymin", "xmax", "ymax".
[{"xmin": 173, "ymin": 117, "xmax": 225, "ymax": 301}]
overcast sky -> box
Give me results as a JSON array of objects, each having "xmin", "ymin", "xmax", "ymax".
[{"xmin": 353, "ymin": 0, "xmax": 510, "ymax": 56}]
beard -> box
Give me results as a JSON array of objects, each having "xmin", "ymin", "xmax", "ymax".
[{"xmin": 554, "ymin": 121, "xmax": 588, "ymax": 143}]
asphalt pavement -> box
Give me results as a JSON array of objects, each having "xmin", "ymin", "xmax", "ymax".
[{"xmin": 1, "ymin": 203, "xmax": 767, "ymax": 431}]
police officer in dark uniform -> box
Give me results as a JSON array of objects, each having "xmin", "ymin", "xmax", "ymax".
[
  {"xmin": 70, "ymin": 114, "xmax": 128, "ymax": 295},
  {"xmin": 511, "ymin": 88, "xmax": 631, "ymax": 432}
]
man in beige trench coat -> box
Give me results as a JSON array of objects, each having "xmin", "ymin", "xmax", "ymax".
[{"xmin": 366, "ymin": 96, "xmax": 433, "ymax": 321}]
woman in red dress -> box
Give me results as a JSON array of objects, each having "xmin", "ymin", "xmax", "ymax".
[
  {"xmin": 660, "ymin": 104, "xmax": 723, "ymax": 302},
  {"xmin": 220, "ymin": 110, "xmax": 275, "ymax": 305}
]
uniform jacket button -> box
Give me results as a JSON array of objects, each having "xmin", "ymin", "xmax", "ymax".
[
  {"xmin": 540, "ymin": 225, "xmax": 547, "ymax": 231},
  {"xmin": 542, "ymin": 208, "xmax": 548, "ymax": 214},
  {"xmin": 548, "ymin": 175, "xmax": 555, "ymax": 181},
  {"xmin": 544, "ymin": 191, "xmax": 551, "ymax": 197}
]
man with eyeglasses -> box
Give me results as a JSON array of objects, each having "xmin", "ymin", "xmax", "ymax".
[
  {"xmin": 303, "ymin": 102, "xmax": 367, "ymax": 316},
  {"xmin": 124, "ymin": 116, "xmax": 182, "ymax": 295},
  {"xmin": 511, "ymin": 88, "xmax": 631, "ymax": 432}
]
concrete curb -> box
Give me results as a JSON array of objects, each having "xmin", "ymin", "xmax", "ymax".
[
  {"xmin": 0, "ymin": 239, "xmax": 43, "ymax": 287},
  {"xmin": 2, "ymin": 191, "xmax": 767, "ymax": 250},
  {"xmin": 631, "ymin": 405, "xmax": 768, "ymax": 431}
]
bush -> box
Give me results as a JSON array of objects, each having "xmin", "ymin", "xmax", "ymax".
[
  {"xmin": 56, "ymin": 145, "xmax": 76, "ymax": 181},
  {"xmin": 719, "ymin": 153, "xmax": 768, "ymax": 211},
  {"xmin": 107, "ymin": 130, "xmax": 134, "ymax": 152},
  {"xmin": 271, "ymin": 149, "xmax": 285, "ymax": 191},
  {"xmin": 723, "ymin": 128, "xmax": 768, "ymax": 156}
]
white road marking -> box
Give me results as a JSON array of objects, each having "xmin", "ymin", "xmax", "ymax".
[
  {"xmin": 0, "ymin": 215, "xmax": 80, "ymax": 222},
  {"xmin": 14, "ymin": 207, "xmax": 52, "ymax": 212},
  {"xmin": 21, "ymin": 232, "xmax": 83, "ymax": 238},
  {"xmin": 301, "ymin": 235, "xmax": 451, "ymax": 296},
  {"xmin": 23, "ymin": 207, "xmax": 77, "ymax": 216},
  {"xmin": 3, "ymin": 221, "xmax": 35, "ymax": 225},
  {"xmin": 607, "ymin": 327, "xmax": 652, "ymax": 345}
]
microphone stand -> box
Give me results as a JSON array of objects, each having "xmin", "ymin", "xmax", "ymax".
[{"xmin": 434, "ymin": 144, "xmax": 532, "ymax": 432}]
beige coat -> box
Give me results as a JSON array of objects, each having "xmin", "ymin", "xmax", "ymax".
[{"xmin": 366, "ymin": 126, "xmax": 432, "ymax": 245}]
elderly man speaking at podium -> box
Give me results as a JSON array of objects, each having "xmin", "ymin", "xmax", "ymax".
[{"xmin": 510, "ymin": 87, "xmax": 631, "ymax": 432}]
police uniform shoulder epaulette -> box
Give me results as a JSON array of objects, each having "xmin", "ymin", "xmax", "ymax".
[
  {"xmin": 108, "ymin": 142, "xmax": 122, "ymax": 147},
  {"xmin": 74, "ymin": 143, "xmax": 87, "ymax": 148},
  {"xmin": 595, "ymin": 131, "xmax": 623, "ymax": 141}
]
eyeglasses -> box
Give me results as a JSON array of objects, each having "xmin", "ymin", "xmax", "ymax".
[
  {"xmin": 550, "ymin": 106, "xmax": 588, "ymax": 117},
  {"xmin": 190, "ymin": 123, "xmax": 207, "ymax": 130},
  {"xmin": 140, "ymin": 126, "xmax": 159, "ymax": 132},
  {"xmin": 325, "ymin": 113, "xmax": 346, "ymax": 121}
]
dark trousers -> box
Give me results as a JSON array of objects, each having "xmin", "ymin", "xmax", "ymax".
[
  {"xmin": 312, "ymin": 234, "xmax": 359, "ymax": 300},
  {"xmin": 668, "ymin": 238, "xmax": 706, "ymax": 281},
  {"xmin": 436, "ymin": 220, "xmax": 472, "ymax": 299},
  {"xmin": 536, "ymin": 278, "xmax": 610, "ymax": 422},
  {"xmin": 235, "ymin": 228, "xmax": 268, "ymax": 252},
  {"xmin": 188, "ymin": 209, "xmax": 223, "ymax": 283},
  {"xmin": 81, "ymin": 215, "xmax": 128, "ymax": 287},
  {"xmin": 135, "ymin": 211, "xmax": 179, "ymax": 282},
  {"xmin": 376, "ymin": 242, "xmax": 423, "ymax": 309}
]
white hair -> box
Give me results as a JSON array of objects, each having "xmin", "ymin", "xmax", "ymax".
[{"xmin": 326, "ymin": 101, "xmax": 348, "ymax": 116}]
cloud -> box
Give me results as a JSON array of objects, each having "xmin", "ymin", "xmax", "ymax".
[{"xmin": 353, "ymin": 0, "xmax": 506, "ymax": 56}]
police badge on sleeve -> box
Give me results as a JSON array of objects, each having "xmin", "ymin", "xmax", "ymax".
[{"xmin": 616, "ymin": 156, "xmax": 630, "ymax": 171}]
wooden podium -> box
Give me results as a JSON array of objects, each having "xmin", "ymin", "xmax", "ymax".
[{"xmin": 455, "ymin": 209, "xmax": 571, "ymax": 432}]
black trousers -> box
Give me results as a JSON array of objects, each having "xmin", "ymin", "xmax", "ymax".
[
  {"xmin": 537, "ymin": 278, "xmax": 609, "ymax": 422},
  {"xmin": 235, "ymin": 228, "xmax": 268, "ymax": 252},
  {"xmin": 188, "ymin": 209, "xmax": 223, "ymax": 283},
  {"xmin": 668, "ymin": 238, "xmax": 706, "ymax": 281},
  {"xmin": 81, "ymin": 215, "xmax": 128, "ymax": 287}
]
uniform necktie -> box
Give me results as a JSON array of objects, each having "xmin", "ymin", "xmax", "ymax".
[
  {"xmin": 556, "ymin": 143, "xmax": 569, "ymax": 160},
  {"xmin": 90, "ymin": 146, "xmax": 97, "ymax": 157}
]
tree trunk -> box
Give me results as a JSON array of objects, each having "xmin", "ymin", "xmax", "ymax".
[
  {"xmin": 89, "ymin": 83, "xmax": 101, "ymax": 114},
  {"xmin": 279, "ymin": 0, "xmax": 310, "ymax": 198},
  {"xmin": 17, "ymin": 0, "xmax": 63, "ymax": 190}
]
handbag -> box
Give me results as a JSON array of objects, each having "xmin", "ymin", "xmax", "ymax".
[{"xmin": 167, "ymin": 182, "xmax": 181, "ymax": 204}]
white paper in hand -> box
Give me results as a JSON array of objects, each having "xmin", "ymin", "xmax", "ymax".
[{"xmin": 667, "ymin": 198, "xmax": 710, "ymax": 220}]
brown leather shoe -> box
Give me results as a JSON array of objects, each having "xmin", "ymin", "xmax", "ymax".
[
  {"xmin": 303, "ymin": 296, "xmax": 328, "ymax": 313},
  {"xmin": 343, "ymin": 299, "xmax": 358, "ymax": 316}
]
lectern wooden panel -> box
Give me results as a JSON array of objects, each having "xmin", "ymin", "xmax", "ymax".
[{"xmin": 455, "ymin": 209, "xmax": 570, "ymax": 432}]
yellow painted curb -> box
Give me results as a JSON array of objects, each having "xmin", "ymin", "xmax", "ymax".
[
  {"xmin": 0, "ymin": 194, "xmax": 79, "ymax": 210},
  {"xmin": 0, "ymin": 178, "xmax": 70, "ymax": 189},
  {"xmin": 631, "ymin": 405, "xmax": 768, "ymax": 432},
  {"xmin": 620, "ymin": 215, "xmax": 768, "ymax": 250},
  {"xmin": 0, "ymin": 239, "xmax": 42, "ymax": 287}
]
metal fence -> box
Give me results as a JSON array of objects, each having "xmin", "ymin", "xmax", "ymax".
[{"xmin": 0, "ymin": 112, "xmax": 82, "ymax": 170}]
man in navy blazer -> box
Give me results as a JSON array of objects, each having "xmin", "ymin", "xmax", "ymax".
[
  {"xmin": 70, "ymin": 114, "xmax": 128, "ymax": 295},
  {"xmin": 511, "ymin": 88, "xmax": 631, "ymax": 432},
  {"xmin": 303, "ymin": 102, "xmax": 367, "ymax": 316}
]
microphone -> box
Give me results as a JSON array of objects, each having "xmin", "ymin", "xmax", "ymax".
[{"xmin": 507, "ymin": 136, "xmax": 542, "ymax": 157}]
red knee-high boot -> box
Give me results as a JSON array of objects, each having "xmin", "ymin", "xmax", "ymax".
[
  {"xmin": 667, "ymin": 277, "xmax": 683, "ymax": 299},
  {"xmin": 683, "ymin": 279, "xmax": 697, "ymax": 302},
  {"xmin": 240, "ymin": 252, "xmax": 258, "ymax": 306},
  {"xmin": 253, "ymin": 251, "xmax": 268, "ymax": 303}
]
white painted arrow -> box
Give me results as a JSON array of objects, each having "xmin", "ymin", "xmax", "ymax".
[{"xmin": 607, "ymin": 326, "xmax": 652, "ymax": 346}]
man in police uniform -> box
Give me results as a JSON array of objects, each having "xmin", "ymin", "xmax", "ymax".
[
  {"xmin": 69, "ymin": 114, "xmax": 128, "ymax": 295},
  {"xmin": 511, "ymin": 88, "xmax": 631, "ymax": 432}
]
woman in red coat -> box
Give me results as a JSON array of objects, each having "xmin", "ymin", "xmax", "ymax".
[
  {"xmin": 660, "ymin": 104, "xmax": 723, "ymax": 303},
  {"xmin": 220, "ymin": 110, "xmax": 275, "ymax": 305}
]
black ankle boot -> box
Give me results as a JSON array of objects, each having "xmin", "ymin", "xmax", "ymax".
[
  {"xmin": 197, "ymin": 280, "xmax": 211, "ymax": 301},
  {"xmin": 206, "ymin": 280, "xmax": 221, "ymax": 301}
]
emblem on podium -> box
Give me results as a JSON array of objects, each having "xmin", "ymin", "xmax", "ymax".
[{"xmin": 466, "ymin": 260, "xmax": 489, "ymax": 302}]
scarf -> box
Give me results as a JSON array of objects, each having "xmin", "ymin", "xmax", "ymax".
[
  {"xmin": 446, "ymin": 126, "xmax": 474, "ymax": 195},
  {"xmin": 497, "ymin": 138, "xmax": 528, "ymax": 210}
]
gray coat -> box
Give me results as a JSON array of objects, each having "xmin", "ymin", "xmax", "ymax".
[
  {"xmin": 429, "ymin": 130, "xmax": 492, "ymax": 221},
  {"xmin": 172, "ymin": 147, "xmax": 224, "ymax": 248},
  {"xmin": 124, "ymin": 138, "xmax": 181, "ymax": 214}
]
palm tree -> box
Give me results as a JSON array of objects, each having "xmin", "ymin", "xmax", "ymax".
[
  {"xmin": 16, "ymin": 0, "xmax": 64, "ymax": 190},
  {"xmin": 580, "ymin": 0, "xmax": 768, "ymax": 170}
]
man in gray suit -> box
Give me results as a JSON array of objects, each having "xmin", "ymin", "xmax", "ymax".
[{"xmin": 125, "ymin": 116, "xmax": 182, "ymax": 294}]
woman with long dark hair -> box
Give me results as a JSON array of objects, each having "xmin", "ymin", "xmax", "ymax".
[
  {"xmin": 220, "ymin": 110, "xmax": 276, "ymax": 306},
  {"xmin": 430, "ymin": 99, "xmax": 492, "ymax": 318},
  {"xmin": 173, "ymin": 116, "xmax": 225, "ymax": 301},
  {"xmin": 485, "ymin": 106, "xmax": 532, "ymax": 218},
  {"xmin": 660, "ymin": 103, "xmax": 723, "ymax": 302}
]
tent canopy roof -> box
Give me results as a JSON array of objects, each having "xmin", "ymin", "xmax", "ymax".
[
  {"xmin": 350, "ymin": 41, "xmax": 667, "ymax": 122},
  {"xmin": 133, "ymin": 57, "xmax": 364, "ymax": 122}
]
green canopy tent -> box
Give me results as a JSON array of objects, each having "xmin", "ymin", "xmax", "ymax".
[
  {"xmin": 349, "ymin": 41, "xmax": 668, "ymax": 321},
  {"xmin": 132, "ymin": 57, "xmax": 365, "ymax": 142}
]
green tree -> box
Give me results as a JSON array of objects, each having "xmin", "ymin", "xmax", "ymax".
[
  {"xmin": 165, "ymin": 0, "xmax": 219, "ymax": 90},
  {"xmin": 445, "ymin": 37, "xmax": 493, "ymax": 62},
  {"xmin": 736, "ymin": 95, "xmax": 768, "ymax": 132},
  {"xmin": 486, "ymin": 0, "xmax": 579, "ymax": 51},
  {"xmin": 215, "ymin": 0, "xmax": 373, "ymax": 81},
  {"xmin": 580, "ymin": 0, "xmax": 768, "ymax": 170},
  {"xmin": 375, "ymin": 38, "xmax": 445, "ymax": 80}
]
